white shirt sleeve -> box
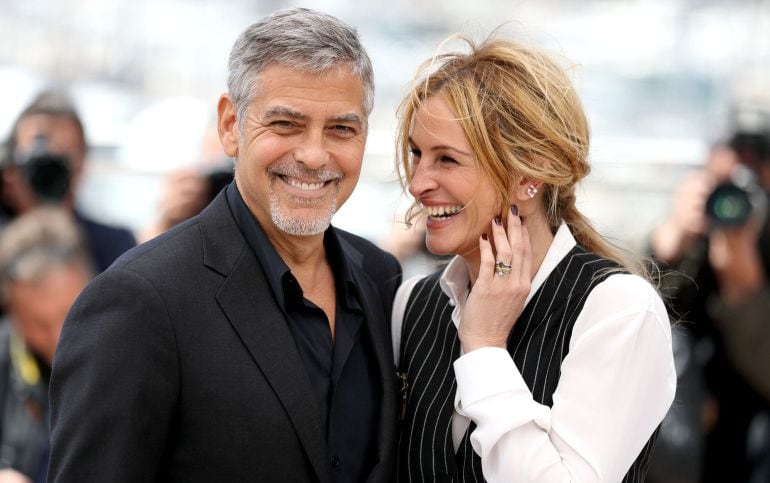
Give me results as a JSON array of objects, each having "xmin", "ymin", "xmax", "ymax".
[
  {"xmin": 453, "ymin": 273, "xmax": 677, "ymax": 482},
  {"xmin": 391, "ymin": 275, "xmax": 425, "ymax": 363}
]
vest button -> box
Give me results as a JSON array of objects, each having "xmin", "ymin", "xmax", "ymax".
[{"xmin": 331, "ymin": 455, "xmax": 341, "ymax": 468}]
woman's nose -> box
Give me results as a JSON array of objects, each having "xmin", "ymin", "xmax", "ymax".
[{"xmin": 408, "ymin": 163, "xmax": 438, "ymax": 198}]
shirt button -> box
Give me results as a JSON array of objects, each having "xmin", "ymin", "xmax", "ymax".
[{"xmin": 331, "ymin": 456, "xmax": 341, "ymax": 468}]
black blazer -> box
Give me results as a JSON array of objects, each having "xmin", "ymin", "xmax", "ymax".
[{"xmin": 48, "ymin": 192, "xmax": 402, "ymax": 482}]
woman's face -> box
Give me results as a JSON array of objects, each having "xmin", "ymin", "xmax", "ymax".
[{"xmin": 408, "ymin": 95, "xmax": 499, "ymax": 257}]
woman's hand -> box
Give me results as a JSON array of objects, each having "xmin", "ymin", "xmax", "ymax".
[{"xmin": 458, "ymin": 206, "xmax": 532, "ymax": 352}]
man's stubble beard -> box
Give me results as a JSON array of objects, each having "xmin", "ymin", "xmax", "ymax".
[{"xmin": 268, "ymin": 181, "xmax": 340, "ymax": 236}]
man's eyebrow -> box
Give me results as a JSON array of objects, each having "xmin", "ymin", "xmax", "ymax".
[
  {"xmin": 261, "ymin": 107, "xmax": 362, "ymax": 126},
  {"xmin": 262, "ymin": 106, "xmax": 305, "ymax": 120},
  {"xmin": 329, "ymin": 113, "xmax": 363, "ymax": 126}
]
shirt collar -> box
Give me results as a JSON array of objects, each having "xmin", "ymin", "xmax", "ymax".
[
  {"xmin": 438, "ymin": 222, "xmax": 576, "ymax": 327},
  {"xmin": 226, "ymin": 182, "xmax": 290, "ymax": 307},
  {"xmin": 225, "ymin": 182, "xmax": 360, "ymax": 311}
]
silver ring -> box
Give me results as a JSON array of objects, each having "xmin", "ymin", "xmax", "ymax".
[{"xmin": 494, "ymin": 260, "xmax": 512, "ymax": 276}]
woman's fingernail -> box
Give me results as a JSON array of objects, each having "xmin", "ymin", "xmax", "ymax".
[
  {"xmin": 481, "ymin": 233, "xmax": 488, "ymax": 241},
  {"xmin": 494, "ymin": 216, "xmax": 502, "ymax": 226},
  {"xmin": 511, "ymin": 205, "xmax": 519, "ymax": 216}
]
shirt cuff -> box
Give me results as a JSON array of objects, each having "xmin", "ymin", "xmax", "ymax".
[
  {"xmin": 454, "ymin": 347, "xmax": 551, "ymax": 426},
  {"xmin": 453, "ymin": 348, "xmax": 522, "ymax": 404}
]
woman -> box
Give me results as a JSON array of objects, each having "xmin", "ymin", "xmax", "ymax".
[{"xmin": 392, "ymin": 35, "xmax": 677, "ymax": 482}]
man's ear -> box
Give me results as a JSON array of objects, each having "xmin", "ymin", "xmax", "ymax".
[
  {"xmin": 511, "ymin": 178, "xmax": 542, "ymax": 202},
  {"xmin": 217, "ymin": 94, "xmax": 239, "ymax": 158}
]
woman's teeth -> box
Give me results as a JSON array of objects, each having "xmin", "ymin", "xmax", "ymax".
[{"xmin": 424, "ymin": 205, "xmax": 463, "ymax": 220}]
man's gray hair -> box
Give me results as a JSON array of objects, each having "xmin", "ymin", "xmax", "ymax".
[{"xmin": 227, "ymin": 8, "xmax": 374, "ymax": 124}]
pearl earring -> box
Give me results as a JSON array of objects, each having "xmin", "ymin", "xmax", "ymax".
[{"xmin": 527, "ymin": 185, "xmax": 538, "ymax": 199}]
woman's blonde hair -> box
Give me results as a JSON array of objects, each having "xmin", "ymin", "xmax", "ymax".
[{"xmin": 396, "ymin": 34, "xmax": 643, "ymax": 274}]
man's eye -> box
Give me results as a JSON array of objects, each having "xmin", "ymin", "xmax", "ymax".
[
  {"xmin": 331, "ymin": 125, "xmax": 356, "ymax": 136},
  {"xmin": 271, "ymin": 120, "xmax": 294, "ymax": 128}
]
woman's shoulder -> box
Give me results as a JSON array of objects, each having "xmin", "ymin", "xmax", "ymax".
[{"xmin": 583, "ymin": 272, "xmax": 671, "ymax": 333}]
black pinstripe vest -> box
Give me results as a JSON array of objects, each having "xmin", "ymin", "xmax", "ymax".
[{"xmin": 395, "ymin": 245, "xmax": 658, "ymax": 482}]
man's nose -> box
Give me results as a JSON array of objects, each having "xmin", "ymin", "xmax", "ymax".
[{"xmin": 294, "ymin": 128, "xmax": 330, "ymax": 170}]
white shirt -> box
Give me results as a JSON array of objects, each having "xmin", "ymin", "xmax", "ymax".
[{"xmin": 392, "ymin": 223, "xmax": 677, "ymax": 482}]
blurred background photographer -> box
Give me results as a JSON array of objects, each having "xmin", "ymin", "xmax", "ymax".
[
  {"xmin": 1, "ymin": 90, "xmax": 135, "ymax": 273},
  {"xmin": 650, "ymin": 103, "xmax": 770, "ymax": 482},
  {"xmin": 137, "ymin": 157, "xmax": 233, "ymax": 243},
  {"xmin": 0, "ymin": 207, "xmax": 93, "ymax": 483}
]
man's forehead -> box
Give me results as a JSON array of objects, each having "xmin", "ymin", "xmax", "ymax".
[
  {"xmin": 17, "ymin": 114, "xmax": 79, "ymax": 137},
  {"xmin": 251, "ymin": 64, "xmax": 366, "ymax": 113}
]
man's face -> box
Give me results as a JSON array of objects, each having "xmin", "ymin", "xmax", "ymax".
[
  {"xmin": 218, "ymin": 64, "xmax": 367, "ymax": 239},
  {"xmin": 7, "ymin": 265, "xmax": 90, "ymax": 366},
  {"xmin": 3, "ymin": 114, "xmax": 86, "ymax": 213},
  {"xmin": 14, "ymin": 114, "xmax": 86, "ymax": 179}
]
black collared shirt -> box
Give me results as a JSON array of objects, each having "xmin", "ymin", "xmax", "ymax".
[{"xmin": 226, "ymin": 184, "xmax": 380, "ymax": 483}]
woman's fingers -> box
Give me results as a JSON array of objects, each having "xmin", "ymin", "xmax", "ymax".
[
  {"xmin": 477, "ymin": 233, "xmax": 495, "ymax": 281},
  {"xmin": 491, "ymin": 216, "xmax": 512, "ymax": 277}
]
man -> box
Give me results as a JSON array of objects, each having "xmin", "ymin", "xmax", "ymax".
[
  {"xmin": 2, "ymin": 91, "xmax": 136, "ymax": 272},
  {"xmin": 648, "ymin": 119, "xmax": 770, "ymax": 482},
  {"xmin": 0, "ymin": 208, "xmax": 93, "ymax": 482},
  {"xmin": 48, "ymin": 8, "xmax": 402, "ymax": 482}
]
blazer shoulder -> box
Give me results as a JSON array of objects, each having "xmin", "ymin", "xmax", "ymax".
[
  {"xmin": 108, "ymin": 217, "xmax": 206, "ymax": 276},
  {"xmin": 336, "ymin": 229, "xmax": 400, "ymax": 272}
]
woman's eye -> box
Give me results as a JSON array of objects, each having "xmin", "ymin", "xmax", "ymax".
[
  {"xmin": 409, "ymin": 148, "xmax": 421, "ymax": 158},
  {"xmin": 440, "ymin": 156, "xmax": 458, "ymax": 164}
]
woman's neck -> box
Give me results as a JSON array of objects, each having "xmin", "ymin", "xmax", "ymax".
[{"xmin": 465, "ymin": 211, "xmax": 555, "ymax": 286}]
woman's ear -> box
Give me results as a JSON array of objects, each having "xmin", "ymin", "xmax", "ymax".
[
  {"xmin": 217, "ymin": 94, "xmax": 240, "ymax": 158},
  {"xmin": 512, "ymin": 178, "xmax": 542, "ymax": 202}
]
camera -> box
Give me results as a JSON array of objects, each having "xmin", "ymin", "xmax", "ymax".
[
  {"xmin": 705, "ymin": 110, "xmax": 769, "ymax": 228},
  {"xmin": 706, "ymin": 163, "xmax": 766, "ymax": 227},
  {"xmin": 13, "ymin": 134, "xmax": 71, "ymax": 204}
]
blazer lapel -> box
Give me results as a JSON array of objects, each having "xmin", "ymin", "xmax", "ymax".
[
  {"xmin": 199, "ymin": 194, "xmax": 331, "ymax": 483},
  {"xmin": 341, "ymin": 241, "xmax": 398, "ymax": 483}
]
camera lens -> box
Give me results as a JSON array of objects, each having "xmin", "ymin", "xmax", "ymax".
[
  {"xmin": 23, "ymin": 152, "xmax": 71, "ymax": 203},
  {"xmin": 706, "ymin": 182, "xmax": 753, "ymax": 227},
  {"xmin": 14, "ymin": 135, "xmax": 72, "ymax": 204}
]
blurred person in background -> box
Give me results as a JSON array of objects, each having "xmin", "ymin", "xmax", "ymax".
[
  {"xmin": 138, "ymin": 158, "xmax": 234, "ymax": 243},
  {"xmin": 0, "ymin": 207, "xmax": 93, "ymax": 483},
  {"xmin": 649, "ymin": 104, "xmax": 770, "ymax": 483},
  {"xmin": 1, "ymin": 90, "xmax": 135, "ymax": 273}
]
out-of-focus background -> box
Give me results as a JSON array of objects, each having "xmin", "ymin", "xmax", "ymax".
[
  {"xmin": 1, "ymin": 0, "xmax": 767, "ymax": 251},
  {"xmin": 1, "ymin": 2, "xmax": 770, "ymax": 482}
]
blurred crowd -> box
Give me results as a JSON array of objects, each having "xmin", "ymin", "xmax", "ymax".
[
  {"xmin": 0, "ymin": 90, "xmax": 232, "ymax": 483},
  {"xmin": 0, "ymin": 87, "xmax": 768, "ymax": 482}
]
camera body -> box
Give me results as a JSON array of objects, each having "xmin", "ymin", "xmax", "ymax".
[
  {"xmin": 706, "ymin": 163, "xmax": 767, "ymax": 227},
  {"xmin": 13, "ymin": 134, "xmax": 71, "ymax": 204},
  {"xmin": 705, "ymin": 111, "xmax": 770, "ymax": 228}
]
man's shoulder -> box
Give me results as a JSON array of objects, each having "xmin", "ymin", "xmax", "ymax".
[
  {"xmin": 109, "ymin": 217, "xmax": 206, "ymax": 275},
  {"xmin": 111, "ymin": 195, "xmax": 241, "ymax": 274},
  {"xmin": 335, "ymin": 227, "xmax": 388, "ymax": 256},
  {"xmin": 335, "ymin": 228, "xmax": 399, "ymax": 269}
]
